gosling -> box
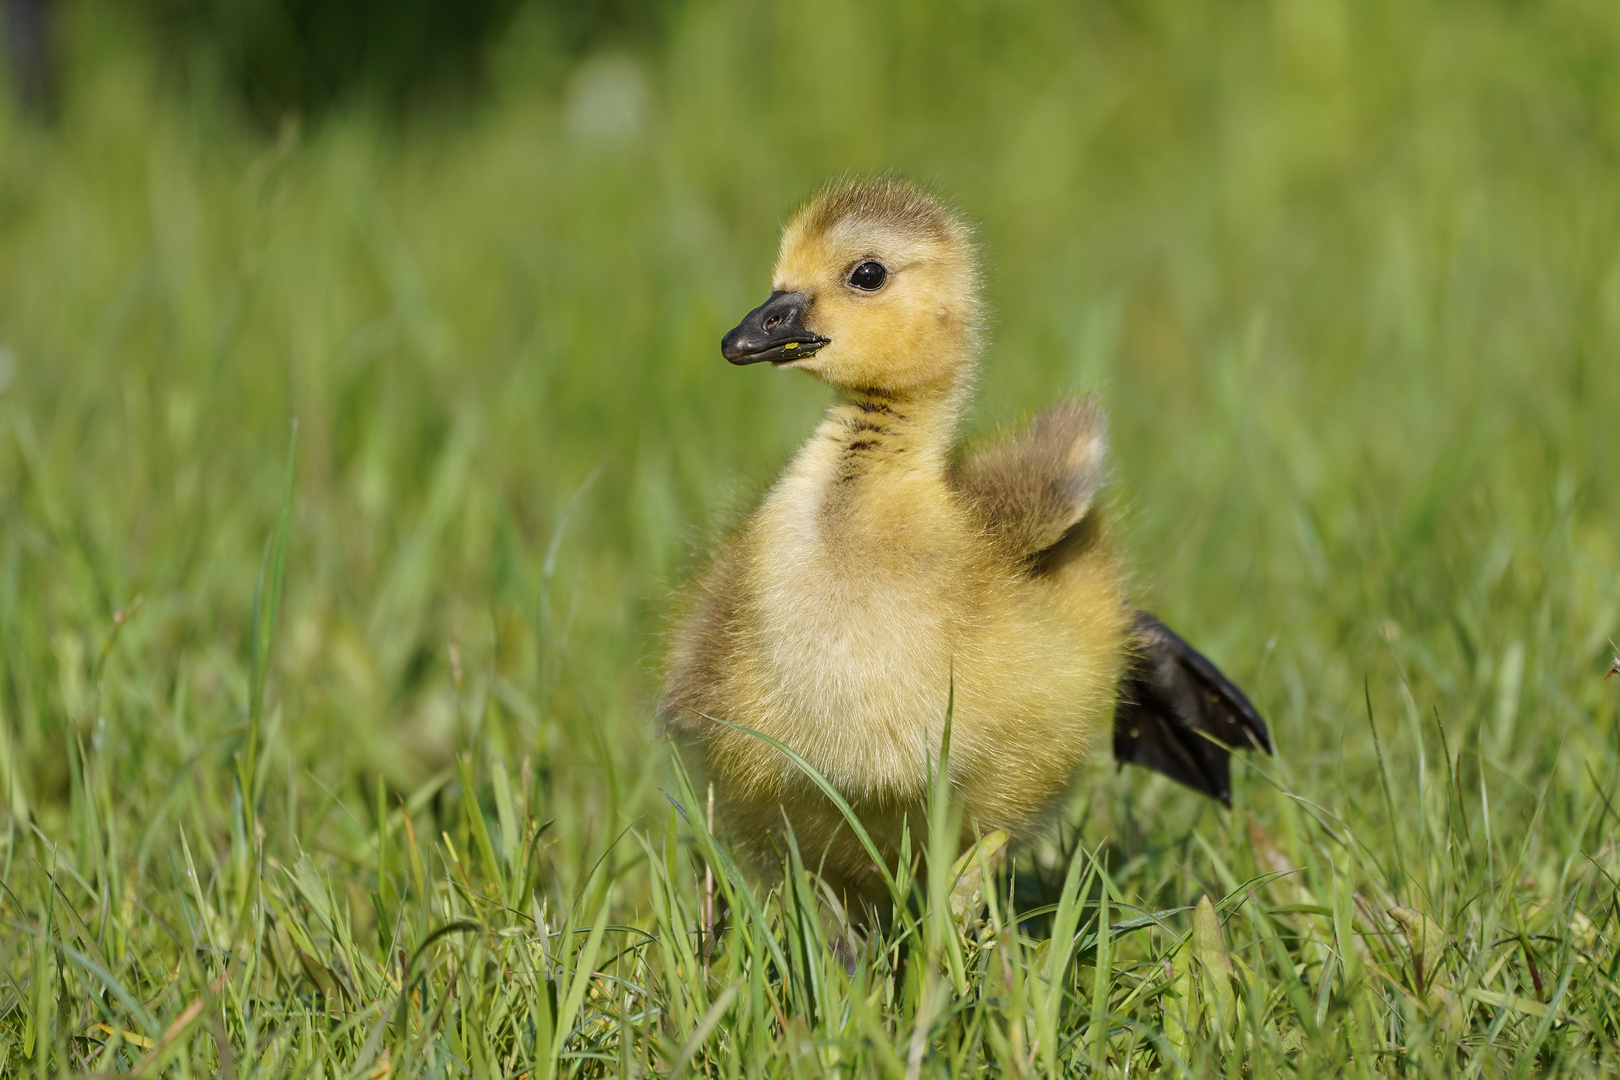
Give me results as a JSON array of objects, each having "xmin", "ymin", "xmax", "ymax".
[{"xmin": 662, "ymin": 176, "xmax": 1269, "ymax": 904}]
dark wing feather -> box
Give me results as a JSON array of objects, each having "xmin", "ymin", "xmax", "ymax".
[{"xmin": 1113, "ymin": 611, "xmax": 1271, "ymax": 805}]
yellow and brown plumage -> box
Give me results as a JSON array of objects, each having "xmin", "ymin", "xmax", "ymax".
[{"xmin": 661, "ymin": 176, "xmax": 1269, "ymax": 903}]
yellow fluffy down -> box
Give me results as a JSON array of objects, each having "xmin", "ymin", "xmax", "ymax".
[{"xmin": 661, "ymin": 177, "xmax": 1132, "ymax": 905}]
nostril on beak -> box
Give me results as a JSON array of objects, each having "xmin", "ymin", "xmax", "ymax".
[{"xmin": 722, "ymin": 290, "xmax": 819, "ymax": 364}]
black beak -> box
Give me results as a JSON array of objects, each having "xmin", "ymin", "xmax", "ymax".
[{"xmin": 720, "ymin": 291, "xmax": 829, "ymax": 365}]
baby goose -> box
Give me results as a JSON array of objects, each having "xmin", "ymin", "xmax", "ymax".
[{"xmin": 662, "ymin": 176, "xmax": 1269, "ymax": 903}]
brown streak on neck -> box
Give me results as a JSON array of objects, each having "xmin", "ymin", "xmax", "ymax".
[{"xmin": 816, "ymin": 386, "xmax": 960, "ymax": 517}]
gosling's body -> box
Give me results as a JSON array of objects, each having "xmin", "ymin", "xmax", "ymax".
[
  {"xmin": 663, "ymin": 177, "xmax": 1267, "ymax": 901},
  {"xmin": 666, "ymin": 389, "xmax": 1127, "ymax": 893}
]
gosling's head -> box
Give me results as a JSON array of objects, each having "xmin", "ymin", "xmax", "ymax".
[{"xmin": 721, "ymin": 176, "xmax": 981, "ymax": 396}]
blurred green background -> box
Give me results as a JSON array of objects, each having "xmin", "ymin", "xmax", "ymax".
[
  {"xmin": 2, "ymin": 0, "xmax": 1619, "ymax": 917},
  {"xmin": 5, "ymin": 1, "xmax": 1620, "ymax": 1072}
]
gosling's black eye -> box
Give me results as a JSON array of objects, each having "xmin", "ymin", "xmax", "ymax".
[{"xmin": 848, "ymin": 261, "xmax": 888, "ymax": 291}]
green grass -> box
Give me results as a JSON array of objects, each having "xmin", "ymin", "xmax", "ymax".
[{"xmin": 3, "ymin": 0, "xmax": 1620, "ymax": 1074}]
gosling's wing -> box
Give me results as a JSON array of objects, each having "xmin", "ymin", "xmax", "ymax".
[
  {"xmin": 1113, "ymin": 611, "xmax": 1271, "ymax": 805},
  {"xmin": 952, "ymin": 397, "xmax": 1109, "ymax": 567}
]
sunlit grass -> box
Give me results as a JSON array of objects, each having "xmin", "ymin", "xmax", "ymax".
[{"xmin": 3, "ymin": 0, "xmax": 1620, "ymax": 1074}]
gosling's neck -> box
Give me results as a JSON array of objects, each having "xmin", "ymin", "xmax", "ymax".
[
  {"xmin": 775, "ymin": 376, "xmax": 972, "ymax": 543},
  {"xmin": 820, "ymin": 380, "xmax": 964, "ymax": 474}
]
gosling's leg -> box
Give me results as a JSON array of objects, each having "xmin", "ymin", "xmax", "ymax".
[{"xmin": 1112, "ymin": 611, "xmax": 1272, "ymax": 805}]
